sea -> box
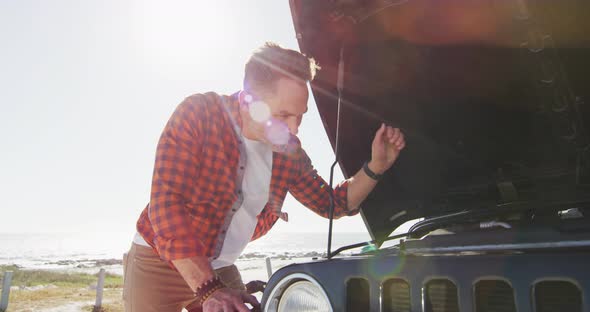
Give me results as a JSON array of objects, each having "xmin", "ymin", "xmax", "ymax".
[{"xmin": 0, "ymin": 231, "xmax": 376, "ymax": 283}]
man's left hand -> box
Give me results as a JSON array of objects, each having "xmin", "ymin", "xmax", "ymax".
[
  {"xmin": 245, "ymin": 280, "xmax": 267, "ymax": 294},
  {"xmin": 369, "ymin": 123, "xmax": 406, "ymax": 174}
]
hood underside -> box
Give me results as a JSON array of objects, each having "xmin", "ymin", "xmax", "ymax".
[{"xmin": 290, "ymin": 0, "xmax": 590, "ymax": 242}]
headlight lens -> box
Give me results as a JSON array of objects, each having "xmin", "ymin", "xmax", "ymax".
[{"xmin": 277, "ymin": 281, "xmax": 331, "ymax": 312}]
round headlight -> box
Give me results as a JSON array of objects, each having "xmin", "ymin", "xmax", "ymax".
[
  {"xmin": 277, "ymin": 281, "xmax": 331, "ymax": 312},
  {"xmin": 264, "ymin": 273, "xmax": 333, "ymax": 312}
]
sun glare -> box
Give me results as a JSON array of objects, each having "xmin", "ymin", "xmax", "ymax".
[
  {"xmin": 249, "ymin": 101, "xmax": 271, "ymax": 122},
  {"xmin": 135, "ymin": 2, "xmax": 242, "ymax": 69}
]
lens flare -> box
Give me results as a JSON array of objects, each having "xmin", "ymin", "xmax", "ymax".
[
  {"xmin": 248, "ymin": 101, "xmax": 270, "ymax": 122},
  {"xmin": 265, "ymin": 118, "xmax": 291, "ymax": 146},
  {"xmin": 366, "ymin": 253, "xmax": 406, "ymax": 280}
]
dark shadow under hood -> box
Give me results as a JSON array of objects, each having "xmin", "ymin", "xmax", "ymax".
[{"xmin": 289, "ymin": 0, "xmax": 590, "ymax": 242}]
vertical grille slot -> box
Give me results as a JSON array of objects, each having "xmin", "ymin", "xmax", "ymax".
[
  {"xmin": 475, "ymin": 280, "xmax": 516, "ymax": 312},
  {"xmin": 424, "ymin": 279, "xmax": 460, "ymax": 312},
  {"xmin": 534, "ymin": 280, "xmax": 582, "ymax": 312},
  {"xmin": 382, "ymin": 279, "xmax": 411, "ymax": 312},
  {"xmin": 347, "ymin": 278, "xmax": 369, "ymax": 312}
]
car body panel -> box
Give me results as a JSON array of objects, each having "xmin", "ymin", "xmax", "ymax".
[{"xmin": 289, "ymin": 0, "xmax": 590, "ymax": 241}]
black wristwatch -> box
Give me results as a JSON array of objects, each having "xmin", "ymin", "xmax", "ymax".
[{"xmin": 363, "ymin": 161, "xmax": 383, "ymax": 181}]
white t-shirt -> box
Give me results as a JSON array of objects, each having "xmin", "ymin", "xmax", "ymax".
[
  {"xmin": 133, "ymin": 135, "xmax": 273, "ymax": 269},
  {"xmin": 211, "ymin": 136, "xmax": 272, "ymax": 269}
]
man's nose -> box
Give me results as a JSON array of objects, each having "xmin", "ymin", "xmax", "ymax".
[{"xmin": 287, "ymin": 119, "xmax": 299, "ymax": 135}]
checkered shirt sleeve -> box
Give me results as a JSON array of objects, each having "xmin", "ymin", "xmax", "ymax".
[
  {"xmin": 289, "ymin": 148, "xmax": 359, "ymax": 218},
  {"xmin": 147, "ymin": 96, "xmax": 210, "ymax": 261}
]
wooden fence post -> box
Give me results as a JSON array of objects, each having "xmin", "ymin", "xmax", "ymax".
[
  {"xmin": 0, "ymin": 271, "xmax": 13, "ymax": 312},
  {"xmin": 122, "ymin": 253, "xmax": 128, "ymax": 282},
  {"xmin": 94, "ymin": 268, "xmax": 106, "ymax": 309},
  {"xmin": 265, "ymin": 257, "xmax": 273, "ymax": 279}
]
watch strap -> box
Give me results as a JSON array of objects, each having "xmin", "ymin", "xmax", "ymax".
[{"xmin": 363, "ymin": 162, "xmax": 383, "ymax": 181}]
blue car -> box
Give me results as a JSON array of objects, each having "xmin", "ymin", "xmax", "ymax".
[{"xmin": 261, "ymin": 0, "xmax": 590, "ymax": 311}]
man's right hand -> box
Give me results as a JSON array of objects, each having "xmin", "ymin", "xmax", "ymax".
[{"xmin": 202, "ymin": 287, "xmax": 260, "ymax": 312}]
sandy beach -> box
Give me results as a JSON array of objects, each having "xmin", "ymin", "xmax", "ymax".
[
  {"xmin": 1, "ymin": 255, "xmax": 320, "ymax": 312},
  {"xmin": 0, "ymin": 232, "xmax": 368, "ymax": 311}
]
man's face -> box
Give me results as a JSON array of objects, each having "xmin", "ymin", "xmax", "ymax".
[
  {"xmin": 243, "ymin": 78, "xmax": 309, "ymax": 148},
  {"xmin": 264, "ymin": 78, "xmax": 309, "ymax": 136}
]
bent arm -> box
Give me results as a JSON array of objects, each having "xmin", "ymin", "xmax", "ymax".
[
  {"xmin": 172, "ymin": 257, "xmax": 216, "ymax": 292},
  {"xmin": 148, "ymin": 96, "xmax": 209, "ymax": 261},
  {"xmin": 343, "ymin": 161, "xmax": 381, "ymax": 211},
  {"xmin": 288, "ymin": 148, "xmax": 357, "ymax": 218},
  {"xmin": 290, "ymin": 125, "xmax": 405, "ymax": 216},
  {"xmin": 347, "ymin": 124, "xmax": 406, "ymax": 210}
]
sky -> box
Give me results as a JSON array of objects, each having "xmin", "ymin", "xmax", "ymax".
[{"xmin": 0, "ymin": 0, "xmax": 374, "ymax": 239}]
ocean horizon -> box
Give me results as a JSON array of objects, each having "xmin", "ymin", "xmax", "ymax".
[{"xmin": 0, "ymin": 231, "xmax": 376, "ymax": 280}]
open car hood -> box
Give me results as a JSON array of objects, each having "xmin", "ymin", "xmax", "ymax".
[{"xmin": 289, "ymin": 0, "xmax": 590, "ymax": 242}]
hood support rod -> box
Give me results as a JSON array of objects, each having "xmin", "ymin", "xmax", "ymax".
[{"xmin": 327, "ymin": 46, "xmax": 345, "ymax": 259}]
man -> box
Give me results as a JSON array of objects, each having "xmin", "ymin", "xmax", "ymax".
[{"xmin": 123, "ymin": 42, "xmax": 406, "ymax": 312}]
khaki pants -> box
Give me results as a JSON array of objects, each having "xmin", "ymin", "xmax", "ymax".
[{"xmin": 123, "ymin": 243, "xmax": 245, "ymax": 312}]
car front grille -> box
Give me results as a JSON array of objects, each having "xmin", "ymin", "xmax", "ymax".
[
  {"xmin": 424, "ymin": 279, "xmax": 459, "ymax": 312},
  {"xmin": 375, "ymin": 277, "xmax": 584, "ymax": 312},
  {"xmin": 346, "ymin": 278, "xmax": 370, "ymax": 312},
  {"xmin": 534, "ymin": 280, "xmax": 582, "ymax": 312},
  {"xmin": 382, "ymin": 279, "xmax": 411, "ymax": 312},
  {"xmin": 475, "ymin": 280, "xmax": 516, "ymax": 312}
]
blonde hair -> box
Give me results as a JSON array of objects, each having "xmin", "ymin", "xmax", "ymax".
[{"xmin": 244, "ymin": 42, "xmax": 319, "ymax": 96}]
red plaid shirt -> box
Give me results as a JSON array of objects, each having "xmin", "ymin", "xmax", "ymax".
[{"xmin": 136, "ymin": 92, "xmax": 358, "ymax": 262}]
